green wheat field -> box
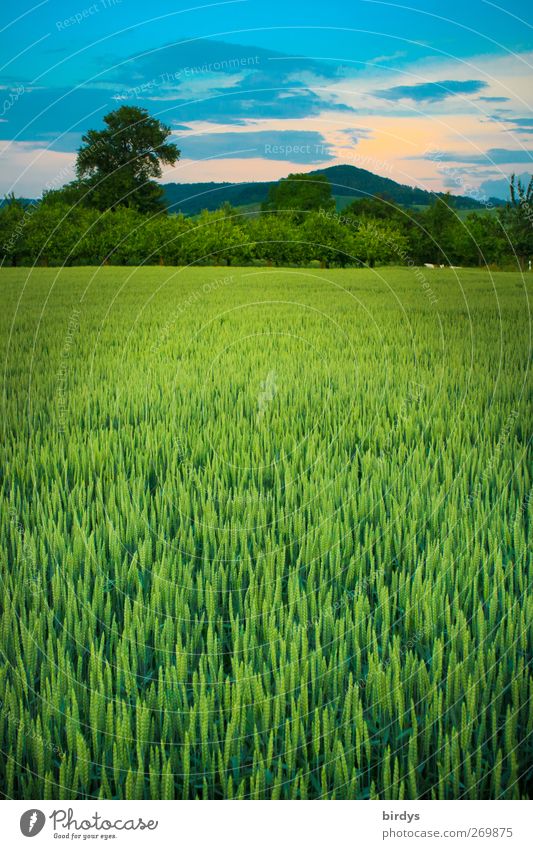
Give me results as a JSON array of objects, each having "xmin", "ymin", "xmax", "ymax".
[{"xmin": 1, "ymin": 265, "xmax": 531, "ymax": 800}]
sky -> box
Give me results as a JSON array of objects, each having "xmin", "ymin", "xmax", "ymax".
[{"xmin": 0, "ymin": 0, "xmax": 532, "ymax": 199}]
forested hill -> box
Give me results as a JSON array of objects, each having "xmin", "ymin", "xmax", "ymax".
[{"xmin": 162, "ymin": 164, "xmax": 504, "ymax": 215}]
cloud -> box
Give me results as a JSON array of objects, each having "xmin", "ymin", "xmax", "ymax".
[
  {"xmin": 373, "ymin": 79, "xmax": 488, "ymax": 102},
  {"xmin": 506, "ymin": 118, "xmax": 533, "ymax": 133},
  {"xmin": 340, "ymin": 128, "xmax": 372, "ymax": 144},
  {"xmin": 176, "ymin": 130, "xmax": 334, "ymax": 164},
  {"xmin": 472, "ymin": 148, "xmax": 531, "ymax": 164},
  {"xmin": 479, "ymin": 171, "xmax": 532, "ymax": 201},
  {"xmin": 367, "ymin": 51, "xmax": 407, "ymax": 65},
  {"xmin": 2, "ymin": 31, "xmax": 533, "ymax": 198},
  {"xmin": 113, "ymin": 73, "xmax": 245, "ymax": 103},
  {"xmin": 0, "ymin": 39, "xmax": 356, "ymax": 152},
  {"xmin": 0, "ymin": 141, "xmax": 75, "ymax": 197},
  {"xmin": 488, "ymin": 115, "xmax": 533, "ymax": 136},
  {"xmin": 102, "ymin": 38, "xmax": 353, "ymax": 124},
  {"xmin": 423, "ymin": 148, "xmax": 533, "ymax": 165}
]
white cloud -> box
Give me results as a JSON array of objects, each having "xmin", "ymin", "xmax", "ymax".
[{"xmin": 0, "ymin": 141, "xmax": 75, "ymax": 197}]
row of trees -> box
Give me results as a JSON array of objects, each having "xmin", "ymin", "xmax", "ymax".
[
  {"xmin": 1, "ymin": 190, "xmax": 531, "ymax": 269},
  {"xmin": 0, "ymin": 105, "xmax": 531, "ymax": 269},
  {"xmin": 0, "ymin": 200, "xmax": 411, "ymax": 268}
]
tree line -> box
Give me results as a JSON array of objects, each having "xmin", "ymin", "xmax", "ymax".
[{"xmin": 1, "ymin": 106, "xmax": 531, "ymax": 269}]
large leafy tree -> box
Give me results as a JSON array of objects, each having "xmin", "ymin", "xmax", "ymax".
[
  {"xmin": 70, "ymin": 106, "xmax": 180, "ymax": 213},
  {"xmin": 262, "ymin": 172, "xmax": 335, "ymax": 221}
]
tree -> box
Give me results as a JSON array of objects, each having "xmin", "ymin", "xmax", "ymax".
[
  {"xmin": 72, "ymin": 106, "xmax": 180, "ymax": 213},
  {"xmin": 41, "ymin": 182, "xmax": 92, "ymax": 207},
  {"xmin": 300, "ymin": 211, "xmax": 357, "ymax": 267},
  {"xmin": 498, "ymin": 174, "xmax": 533, "ymax": 269},
  {"xmin": 188, "ymin": 207, "xmax": 252, "ymax": 266},
  {"xmin": 424, "ymin": 193, "xmax": 459, "ymax": 265},
  {"xmin": 0, "ymin": 195, "xmax": 33, "ymax": 266},
  {"xmin": 88, "ymin": 207, "xmax": 145, "ymax": 265},
  {"xmin": 248, "ymin": 212, "xmax": 305, "ymax": 265},
  {"xmin": 457, "ymin": 212, "xmax": 506, "ymax": 267},
  {"xmin": 261, "ymin": 173, "xmax": 335, "ymax": 221},
  {"xmin": 353, "ymin": 219, "xmax": 410, "ymax": 267},
  {"xmin": 343, "ymin": 195, "xmax": 402, "ymax": 222},
  {"xmin": 25, "ymin": 203, "xmax": 98, "ymax": 265}
]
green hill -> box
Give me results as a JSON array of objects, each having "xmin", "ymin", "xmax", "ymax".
[{"xmin": 162, "ymin": 164, "xmax": 504, "ymax": 215}]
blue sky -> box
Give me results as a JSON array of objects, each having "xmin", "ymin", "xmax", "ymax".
[{"xmin": 1, "ymin": 0, "xmax": 532, "ymax": 198}]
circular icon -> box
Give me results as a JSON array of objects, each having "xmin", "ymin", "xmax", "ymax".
[{"xmin": 20, "ymin": 810, "xmax": 46, "ymax": 837}]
